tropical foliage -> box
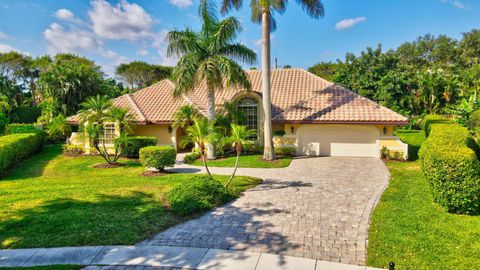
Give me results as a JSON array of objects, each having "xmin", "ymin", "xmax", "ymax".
[{"xmin": 115, "ymin": 61, "xmax": 172, "ymax": 89}]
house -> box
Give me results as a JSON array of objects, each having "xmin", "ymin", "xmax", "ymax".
[{"xmin": 67, "ymin": 68, "xmax": 409, "ymax": 158}]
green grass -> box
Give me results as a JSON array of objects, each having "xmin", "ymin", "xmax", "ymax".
[
  {"xmin": 190, "ymin": 154, "xmax": 292, "ymax": 168},
  {"xmin": 0, "ymin": 266, "xmax": 82, "ymax": 270},
  {"xmin": 394, "ymin": 129, "xmax": 426, "ymax": 160},
  {"xmin": 0, "ymin": 144, "xmax": 261, "ymax": 249},
  {"xmin": 368, "ymin": 130, "xmax": 480, "ymax": 269}
]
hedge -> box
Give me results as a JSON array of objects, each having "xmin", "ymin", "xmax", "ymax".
[
  {"xmin": 421, "ymin": 115, "xmax": 452, "ymax": 136},
  {"xmin": 419, "ymin": 123, "xmax": 480, "ymax": 214},
  {"xmin": 6, "ymin": 124, "xmax": 42, "ymax": 134},
  {"xmin": 121, "ymin": 136, "xmax": 157, "ymax": 158},
  {"xmin": 139, "ymin": 145, "xmax": 176, "ymax": 172},
  {"xmin": 0, "ymin": 132, "xmax": 44, "ymax": 176},
  {"xmin": 11, "ymin": 106, "xmax": 42, "ymax": 124}
]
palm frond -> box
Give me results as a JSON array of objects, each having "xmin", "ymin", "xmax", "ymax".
[
  {"xmin": 220, "ymin": 0, "xmax": 243, "ymax": 15},
  {"xmin": 295, "ymin": 0, "xmax": 324, "ymax": 18},
  {"xmin": 214, "ymin": 17, "xmax": 243, "ymax": 49},
  {"xmin": 167, "ymin": 30, "xmax": 202, "ymax": 58},
  {"xmin": 219, "ymin": 43, "xmax": 257, "ymax": 65}
]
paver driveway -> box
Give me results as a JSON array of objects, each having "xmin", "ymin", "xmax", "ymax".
[{"xmin": 140, "ymin": 157, "xmax": 389, "ymax": 266}]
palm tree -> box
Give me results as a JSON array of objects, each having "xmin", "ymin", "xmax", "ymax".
[
  {"xmin": 167, "ymin": 0, "xmax": 257, "ymax": 122},
  {"xmin": 225, "ymin": 124, "xmax": 256, "ymax": 188},
  {"xmin": 78, "ymin": 95, "xmax": 112, "ymax": 126},
  {"xmin": 181, "ymin": 117, "xmax": 217, "ymax": 175},
  {"xmin": 172, "ymin": 104, "xmax": 199, "ymax": 129},
  {"xmin": 220, "ymin": 0, "xmax": 325, "ymax": 160},
  {"xmin": 107, "ymin": 107, "xmax": 134, "ymax": 135}
]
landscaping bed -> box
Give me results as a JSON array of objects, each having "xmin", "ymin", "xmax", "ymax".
[
  {"xmin": 368, "ymin": 130, "xmax": 480, "ymax": 270},
  {"xmin": 188, "ymin": 154, "xmax": 292, "ymax": 168},
  {"xmin": 0, "ymin": 144, "xmax": 261, "ymax": 249}
]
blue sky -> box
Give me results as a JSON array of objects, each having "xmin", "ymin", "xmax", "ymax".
[{"xmin": 0, "ymin": 0, "xmax": 479, "ymax": 77}]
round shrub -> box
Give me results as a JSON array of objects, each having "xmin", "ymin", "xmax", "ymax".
[
  {"xmin": 139, "ymin": 145, "xmax": 176, "ymax": 172},
  {"xmin": 122, "ymin": 136, "xmax": 158, "ymax": 158},
  {"xmin": 167, "ymin": 176, "xmax": 235, "ymax": 215},
  {"xmin": 469, "ymin": 110, "xmax": 480, "ymax": 133}
]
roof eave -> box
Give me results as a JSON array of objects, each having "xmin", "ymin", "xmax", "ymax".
[{"xmin": 272, "ymin": 120, "xmax": 409, "ymax": 126}]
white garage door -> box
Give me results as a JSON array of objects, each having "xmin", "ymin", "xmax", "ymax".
[{"xmin": 297, "ymin": 125, "xmax": 379, "ymax": 158}]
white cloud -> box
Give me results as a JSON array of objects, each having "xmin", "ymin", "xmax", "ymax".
[
  {"xmin": 55, "ymin": 8, "xmax": 84, "ymax": 24},
  {"xmin": 0, "ymin": 44, "xmax": 18, "ymax": 53},
  {"xmin": 0, "ymin": 31, "xmax": 8, "ymax": 40},
  {"xmin": 152, "ymin": 30, "xmax": 177, "ymax": 65},
  {"xmin": 137, "ymin": 49, "xmax": 149, "ymax": 56},
  {"xmin": 89, "ymin": 0, "xmax": 155, "ymax": 41},
  {"xmin": 169, "ymin": 0, "xmax": 193, "ymax": 8},
  {"xmin": 441, "ymin": 0, "xmax": 469, "ymax": 10},
  {"xmin": 335, "ymin": 17, "xmax": 367, "ymax": 30},
  {"xmin": 253, "ymin": 35, "xmax": 275, "ymax": 47}
]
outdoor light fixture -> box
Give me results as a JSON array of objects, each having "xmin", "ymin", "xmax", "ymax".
[
  {"xmin": 168, "ymin": 126, "xmax": 173, "ymax": 134},
  {"xmin": 383, "ymin": 126, "xmax": 387, "ymax": 135},
  {"xmin": 291, "ymin": 126, "xmax": 295, "ymax": 134}
]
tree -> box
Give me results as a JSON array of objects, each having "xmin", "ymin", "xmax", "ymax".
[
  {"xmin": 225, "ymin": 124, "xmax": 256, "ymax": 188},
  {"xmin": 221, "ymin": 0, "xmax": 324, "ymax": 161},
  {"xmin": 115, "ymin": 61, "xmax": 172, "ymax": 89},
  {"xmin": 172, "ymin": 104, "xmax": 200, "ymax": 129},
  {"xmin": 308, "ymin": 62, "xmax": 339, "ymax": 81},
  {"xmin": 181, "ymin": 117, "xmax": 217, "ymax": 175}
]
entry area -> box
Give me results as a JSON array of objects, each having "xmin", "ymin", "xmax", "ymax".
[{"xmin": 297, "ymin": 124, "xmax": 379, "ymax": 157}]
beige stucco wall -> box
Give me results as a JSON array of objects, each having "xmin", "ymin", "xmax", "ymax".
[{"xmin": 132, "ymin": 124, "xmax": 174, "ymax": 146}]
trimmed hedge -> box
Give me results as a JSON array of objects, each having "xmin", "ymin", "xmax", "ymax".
[
  {"xmin": 419, "ymin": 123, "xmax": 480, "ymax": 214},
  {"xmin": 0, "ymin": 132, "xmax": 44, "ymax": 176},
  {"xmin": 275, "ymin": 146, "xmax": 296, "ymax": 156},
  {"xmin": 421, "ymin": 115, "xmax": 452, "ymax": 136},
  {"xmin": 139, "ymin": 145, "xmax": 176, "ymax": 172},
  {"xmin": 6, "ymin": 124, "xmax": 42, "ymax": 134},
  {"xmin": 167, "ymin": 175, "xmax": 235, "ymax": 215},
  {"xmin": 122, "ymin": 136, "xmax": 157, "ymax": 158},
  {"xmin": 11, "ymin": 106, "xmax": 41, "ymax": 124}
]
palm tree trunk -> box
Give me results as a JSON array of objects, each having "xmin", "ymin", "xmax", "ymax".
[
  {"xmin": 202, "ymin": 152, "xmax": 212, "ymax": 176},
  {"xmin": 261, "ymin": 11, "xmax": 275, "ymax": 161},
  {"xmin": 206, "ymin": 88, "xmax": 216, "ymax": 159},
  {"xmin": 226, "ymin": 151, "xmax": 240, "ymax": 188}
]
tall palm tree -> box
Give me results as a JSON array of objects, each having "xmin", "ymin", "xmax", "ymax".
[
  {"xmin": 167, "ymin": 0, "xmax": 257, "ymax": 122},
  {"xmin": 172, "ymin": 104, "xmax": 200, "ymax": 129},
  {"xmin": 181, "ymin": 117, "xmax": 217, "ymax": 175},
  {"xmin": 225, "ymin": 124, "xmax": 256, "ymax": 188},
  {"xmin": 220, "ymin": 0, "xmax": 325, "ymax": 160},
  {"xmin": 78, "ymin": 95, "xmax": 112, "ymax": 126}
]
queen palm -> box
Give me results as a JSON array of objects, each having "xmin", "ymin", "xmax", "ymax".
[
  {"xmin": 221, "ymin": 0, "xmax": 325, "ymax": 160},
  {"xmin": 167, "ymin": 0, "xmax": 257, "ymax": 158},
  {"xmin": 225, "ymin": 124, "xmax": 256, "ymax": 188}
]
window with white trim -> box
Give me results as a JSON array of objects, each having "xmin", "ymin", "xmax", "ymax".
[
  {"xmin": 238, "ymin": 97, "xmax": 258, "ymax": 140},
  {"xmin": 100, "ymin": 123, "xmax": 116, "ymax": 145}
]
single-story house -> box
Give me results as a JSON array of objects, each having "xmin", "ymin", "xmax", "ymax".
[{"xmin": 67, "ymin": 68, "xmax": 409, "ymax": 158}]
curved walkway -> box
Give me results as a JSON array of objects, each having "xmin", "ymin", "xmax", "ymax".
[{"xmin": 141, "ymin": 156, "xmax": 390, "ymax": 266}]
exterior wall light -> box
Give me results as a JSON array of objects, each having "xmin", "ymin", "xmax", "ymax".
[
  {"xmin": 291, "ymin": 126, "xmax": 295, "ymax": 134},
  {"xmin": 383, "ymin": 126, "xmax": 387, "ymax": 135},
  {"xmin": 168, "ymin": 126, "xmax": 173, "ymax": 134}
]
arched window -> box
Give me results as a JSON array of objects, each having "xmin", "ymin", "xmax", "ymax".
[{"xmin": 238, "ymin": 97, "xmax": 258, "ymax": 140}]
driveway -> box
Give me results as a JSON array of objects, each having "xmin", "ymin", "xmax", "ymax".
[{"xmin": 140, "ymin": 156, "xmax": 389, "ymax": 266}]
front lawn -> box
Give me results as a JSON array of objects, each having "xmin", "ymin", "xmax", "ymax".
[
  {"xmin": 0, "ymin": 145, "xmax": 261, "ymax": 249},
  {"xmin": 394, "ymin": 129, "xmax": 426, "ymax": 160},
  {"xmin": 190, "ymin": 154, "xmax": 292, "ymax": 168},
  {"xmin": 368, "ymin": 129, "xmax": 480, "ymax": 269}
]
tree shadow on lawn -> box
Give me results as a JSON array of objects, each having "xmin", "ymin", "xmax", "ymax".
[{"xmin": 0, "ymin": 192, "xmax": 187, "ymax": 249}]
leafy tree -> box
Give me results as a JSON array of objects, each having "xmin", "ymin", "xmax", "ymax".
[
  {"xmin": 115, "ymin": 61, "xmax": 172, "ymax": 89},
  {"xmin": 181, "ymin": 117, "xmax": 217, "ymax": 175},
  {"xmin": 221, "ymin": 0, "xmax": 324, "ymax": 161},
  {"xmin": 307, "ymin": 62, "xmax": 338, "ymax": 81},
  {"xmin": 459, "ymin": 29, "xmax": 480, "ymax": 65},
  {"xmin": 225, "ymin": 124, "xmax": 255, "ymax": 188},
  {"xmin": 172, "ymin": 104, "xmax": 200, "ymax": 129},
  {"xmin": 46, "ymin": 114, "xmax": 71, "ymax": 142}
]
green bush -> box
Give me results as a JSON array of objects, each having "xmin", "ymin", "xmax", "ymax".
[
  {"xmin": 6, "ymin": 124, "xmax": 42, "ymax": 134},
  {"xmin": 419, "ymin": 123, "xmax": 480, "ymax": 214},
  {"xmin": 11, "ymin": 106, "xmax": 41, "ymax": 124},
  {"xmin": 469, "ymin": 110, "xmax": 480, "ymax": 133},
  {"xmin": 139, "ymin": 145, "xmax": 176, "ymax": 171},
  {"xmin": 184, "ymin": 150, "xmax": 201, "ymax": 163},
  {"xmin": 274, "ymin": 146, "xmax": 296, "ymax": 156},
  {"xmin": 121, "ymin": 136, "xmax": 158, "ymax": 158},
  {"xmin": 421, "ymin": 115, "xmax": 452, "ymax": 136},
  {"xmin": 273, "ymin": 130, "xmax": 286, "ymax": 137},
  {"xmin": 63, "ymin": 145, "xmax": 84, "ymax": 155},
  {"xmin": 0, "ymin": 113, "xmax": 9, "ymax": 134},
  {"xmin": 0, "ymin": 132, "xmax": 44, "ymax": 176},
  {"xmin": 167, "ymin": 175, "xmax": 235, "ymax": 215}
]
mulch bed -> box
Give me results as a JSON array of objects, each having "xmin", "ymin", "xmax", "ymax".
[{"xmin": 92, "ymin": 163, "xmax": 126, "ymax": 168}]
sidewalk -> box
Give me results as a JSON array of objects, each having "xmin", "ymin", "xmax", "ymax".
[{"xmin": 0, "ymin": 245, "xmax": 383, "ymax": 270}]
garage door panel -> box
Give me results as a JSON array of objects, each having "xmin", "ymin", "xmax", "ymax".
[{"xmin": 298, "ymin": 125, "xmax": 379, "ymax": 158}]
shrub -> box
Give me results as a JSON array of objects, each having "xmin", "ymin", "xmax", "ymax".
[
  {"xmin": 139, "ymin": 145, "xmax": 176, "ymax": 171},
  {"xmin": 242, "ymin": 143, "xmax": 263, "ymax": 154},
  {"xmin": 184, "ymin": 150, "xmax": 201, "ymax": 163},
  {"xmin": 6, "ymin": 124, "xmax": 41, "ymax": 134},
  {"xmin": 273, "ymin": 130, "xmax": 286, "ymax": 137},
  {"xmin": 46, "ymin": 115, "xmax": 71, "ymax": 142},
  {"xmin": 0, "ymin": 113, "xmax": 9, "ymax": 134},
  {"xmin": 419, "ymin": 123, "xmax": 480, "ymax": 214},
  {"xmin": 11, "ymin": 106, "xmax": 41, "ymax": 124},
  {"xmin": 421, "ymin": 115, "xmax": 452, "ymax": 136},
  {"xmin": 167, "ymin": 175, "xmax": 235, "ymax": 215},
  {"xmin": 121, "ymin": 136, "xmax": 157, "ymax": 158},
  {"xmin": 469, "ymin": 110, "xmax": 480, "ymax": 133},
  {"xmin": 275, "ymin": 146, "xmax": 296, "ymax": 156},
  {"xmin": 380, "ymin": 146, "xmax": 390, "ymax": 159},
  {"xmin": 63, "ymin": 145, "xmax": 84, "ymax": 155},
  {"xmin": 0, "ymin": 132, "xmax": 44, "ymax": 176}
]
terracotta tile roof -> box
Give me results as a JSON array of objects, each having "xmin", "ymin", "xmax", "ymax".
[{"xmin": 67, "ymin": 68, "xmax": 408, "ymax": 125}]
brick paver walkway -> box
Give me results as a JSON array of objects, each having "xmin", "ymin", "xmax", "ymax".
[{"xmin": 140, "ymin": 157, "xmax": 389, "ymax": 265}]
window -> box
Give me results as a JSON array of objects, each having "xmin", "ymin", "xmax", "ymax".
[
  {"xmin": 238, "ymin": 97, "xmax": 258, "ymax": 140},
  {"xmin": 100, "ymin": 123, "xmax": 116, "ymax": 145}
]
